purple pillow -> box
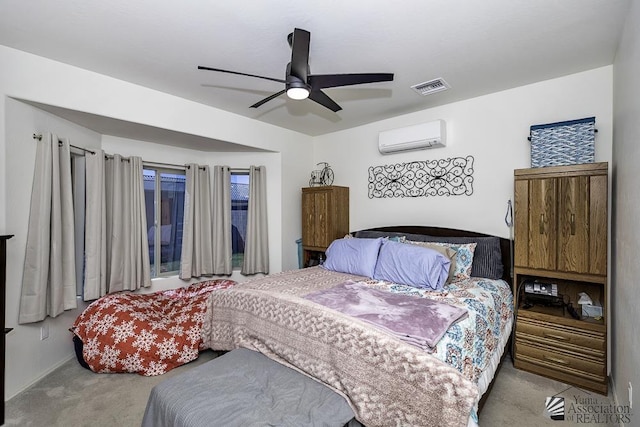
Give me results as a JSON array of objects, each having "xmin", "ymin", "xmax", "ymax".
[
  {"xmin": 322, "ymin": 237, "xmax": 383, "ymax": 277},
  {"xmin": 373, "ymin": 239, "xmax": 451, "ymax": 290}
]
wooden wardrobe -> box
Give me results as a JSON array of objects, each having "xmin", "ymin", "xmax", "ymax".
[
  {"xmin": 513, "ymin": 163, "xmax": 608, "ymax": 394},
  {"xmin": 301, "ymin": 186, "xmax": 349, "ymax": 267}
]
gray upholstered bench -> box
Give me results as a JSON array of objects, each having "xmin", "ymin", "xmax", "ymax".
[{"xmin": 142, "ymin": 348, "xmax": 357, "ymax": 427}]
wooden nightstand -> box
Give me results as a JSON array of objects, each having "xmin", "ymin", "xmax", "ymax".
[{"xmin": 514, "ymin": 273, "xmax": 607, "ymax": 394}]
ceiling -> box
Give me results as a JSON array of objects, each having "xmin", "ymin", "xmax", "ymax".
[{"xmin": 0, "ymin": 0, "xmax": 630, "ymax": 138}]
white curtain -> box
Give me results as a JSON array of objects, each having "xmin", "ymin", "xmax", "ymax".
[
  {"xmin": 212, "ymin": 165, "xmax": 232, "ymax": 275},
  {"xmin": 19, "ymin": 134, "xmax": 77, "ymax": 324},
  {"xmin": 179, "ymin": 164, "xmax": 215, "ymax": 279},
  {"xmin": 84, "ymin": 153, "xmax": 150, "ymax": 298},
  {"xmin": 242, "ymin": 166, "xmax": 269, "ymax": 275},
  {"xmin": 83, "ymin": 149, "xmax": 106, "ymax": 300}
]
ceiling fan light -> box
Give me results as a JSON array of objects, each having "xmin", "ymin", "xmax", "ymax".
[{"xmin": 287, "ymin": 87, "xmax": 310, "ymax": 100}]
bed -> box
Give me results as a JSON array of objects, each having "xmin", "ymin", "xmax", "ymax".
[{"xmin": 200, "ymin": 226, "xmax": 514, "ymax": 427}]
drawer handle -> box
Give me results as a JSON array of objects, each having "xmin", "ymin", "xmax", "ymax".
[
  {"xmin": 570, "ymin": 213, "xmax": 576, "ymax": 235},
  {"xmin": 539, "ymin": 213, "xmax": 545, "ymax": 234},
  {"xmin": 543, "ymin": 332, "xmax": 568, "ymax": 341},
  {"xmin": 543, "ymin": 355, "xmax": 569, "ymax": 366}
]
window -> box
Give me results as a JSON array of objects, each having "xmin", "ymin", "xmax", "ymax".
[
  {"xmin": 143, "ymin": 168, "xmax": 186, "ymax": 277},
  {"xmin": 71, "ymin": 155, "xmax": 86, "ymax": 296},
  {"xmin": 143, "ymin": 167, "xmax": 248, "ymax": 276},
  {"xmin": 231, "ymin": 172, "xmax": 249, "ymax": 269}
]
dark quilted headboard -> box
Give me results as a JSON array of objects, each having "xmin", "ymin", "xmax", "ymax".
[{"xmin": 353, "ymin": 225, "xmax": 512, "ymax": 285}]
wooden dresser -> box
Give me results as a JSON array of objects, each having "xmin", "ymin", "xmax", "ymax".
[
  {"xmin": 301, "ymin": 186, "xmax": 349, "ymax": 266},
  {"xmin": 513, "ymin": 163, "xmax": 608, "ymax": 394},
  {"xmin": 1, "ymin": 235, "xmax": 13, "ymax": 425}
]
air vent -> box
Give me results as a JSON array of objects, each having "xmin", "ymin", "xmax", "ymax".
[{"xmin": 411, "ymin": 78, "xmax": 451, "ymax": 96}]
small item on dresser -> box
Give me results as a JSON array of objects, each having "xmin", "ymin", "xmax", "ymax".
[
  {"xmin": 567, "ymin": 303, "xmax": 581, "ymax": 320},
  {"xmin": 581, "ymin": 300, "xmax": 603, "ymax": 319},
  {"xmin": 529, "ymin": 116, "xmax": 596, "ymax": 168},
  {"xmin": 577, "ymin": 292, "xmax": 604, "ymax": 319},
  {"xmin": 577, "ymin": 292, "xmax": 593, "ymax": 305},
  {"xmin": 309, "ymin": 162, "xmax": 334, "ymax": 187}
]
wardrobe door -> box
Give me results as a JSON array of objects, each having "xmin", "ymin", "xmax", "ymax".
[
  {"xmin": 514, "ymin": 179, "xmax": 530, "ymax": 268},
  {"xmin": 557, "ymin": 176, "xmax": 589, "ymax": 273},
  {"xmin": 528, "ymin": 178, "xmax": 557, "ymax": 270},
  {"xmin": 312, "ymin": 189, "xmax": 331, "ymax": 248},
  {"xmin": 301, "ymin": 188, "xmax": 330, "ymax": 249},
  {"xmin": 588, "ymin": 174, "xmax": 608, "ymax": 276},
  {"xmin": 301, "ymin": 190, "xmax": 317, "ymax": 247}
]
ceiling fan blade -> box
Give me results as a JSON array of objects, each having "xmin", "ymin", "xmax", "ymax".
[
  {"xmin": 289, "ymin": 28, "xmax": 310, "ymax": 81},
  {"xmin": 308, "ymin": 73, "xmax": 394, "ymax": 89},
  {"xmin": 198, "ymin": 66, "xmax": 286, "ymax": 84},
  {"xmin": 250, "ymin": 90, "xmax": 286, "ymax": 108},
  {"xmin": 308, "ymin": 89, "xmax": 342, "ymax": 112}
]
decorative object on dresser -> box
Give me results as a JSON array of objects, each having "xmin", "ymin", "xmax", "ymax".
[
  {"xmin": 528, "ymin": 117, "xmax": 596, "ymax": 168},
  {"xmin": 367, "ymin": 156, "xmax": 474, "ymax": 199},
  {"xmin": 301, "ymin": 186, "xmax": 349, "ymax": 267},
  {"xmin": 308, "ymin": 162, "xmax": 334, "ymax": 187},
  {"xmin": 513, "ymin": 162, "xmax": 608, "ymax": 394},
  {"xmin": 1, "ymin": 234, "xmax": 13, "ymax": 425}
]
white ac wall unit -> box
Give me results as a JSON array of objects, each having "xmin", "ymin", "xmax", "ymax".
[{"xmin": 378, "ymin": 119, "xmax": 446, "ymax": 154}]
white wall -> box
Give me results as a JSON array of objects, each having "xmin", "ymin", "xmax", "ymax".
[
  {"xmin": 3, "ymin": 98, "xmax": 101, "ymax": 400},
  {"xmin": 314, "ymin": 67, "xmax": 613, "ymax": 239},
  {"xmin": 0, "ymin": 46, "xmax": 314, "ymax": 399},
  {"xmin": 612, "ymin": 0, "xmax": 640, "ymax": 413}
]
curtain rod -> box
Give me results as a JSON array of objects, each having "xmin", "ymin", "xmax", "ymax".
[
  {"xmin": 32, "ymin": 133, "xmax": 97, "ymax": 155},
  {"xmin": 33, "ymin": 133, "xmax": 250, "ymax": 172},
  {"xmin": 144, "ymin": 160, "xmax": 187, "ymax": 170},
  {"xmin": 147, "ymin": 161, "xmax": 248, "ymax": 173},
  {"xmin": 143, "ymin": 161, "xmax": 204, "ymax": 170}
]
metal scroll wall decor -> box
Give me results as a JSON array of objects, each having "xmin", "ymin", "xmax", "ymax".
[{"xmin": 368, "ymin": 156, "xmax": 474, "ymax": 198}]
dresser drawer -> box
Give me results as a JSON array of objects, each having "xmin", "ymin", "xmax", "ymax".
[
  {"xmin": 516, "ymin": 331, "xmax": 604, "ymax": 359},
  {"xmin": 516, "ymin": 340, "xmax": 605, "ymax": 378},
  {"xmin": 516, "ymin": 316, "xmax": 605, "ymax": 351}
]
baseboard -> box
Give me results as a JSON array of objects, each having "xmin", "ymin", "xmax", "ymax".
[
  {"xmin": 610, "ymin": 377, "xmax": 621, "ymax": 427},
  {"xmin": 5, "ymin": 353, "xmax": 76, "ymax": 401},
  {"xmin": 609, "ymin": 376, "xmax": 635, "ymax": 427}
]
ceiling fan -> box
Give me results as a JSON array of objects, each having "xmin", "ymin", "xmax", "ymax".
[{"xmin": 198, "ymin": 28, "xmax": 394, "ymax": 112}]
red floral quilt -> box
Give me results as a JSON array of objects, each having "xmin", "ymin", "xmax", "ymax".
[{"xmin": 71, "ymin": 279, "xmax": 236, "ymax": 376}]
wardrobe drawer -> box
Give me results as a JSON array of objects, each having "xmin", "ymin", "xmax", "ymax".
[
  {"xmin": 516, "ymin": 316, "xmax": 605, "ymax": 351},
  {"xmin": 516, "ymin": 331, "xmax": 604, "ymax": 359},
  {"xmin": 516, "ymin": 340, "xmax": 605, "ymax": 377}
]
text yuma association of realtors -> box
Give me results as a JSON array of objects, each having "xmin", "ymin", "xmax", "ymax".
[{"xmin": 566, "ymin": 396, "xmax": 632, "ymax": 424}]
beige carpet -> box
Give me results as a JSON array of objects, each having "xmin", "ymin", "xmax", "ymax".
[
  {"xmin": 479, "ymin": 360, "xmax": 618, "ymax": 427},
  {"xmin": 5, "ymin": 350, "xmax": 618, "ymax": 427},
  {"xmin": 4, "ymin": 351, "xmax": 220, "ymax": 427}
]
